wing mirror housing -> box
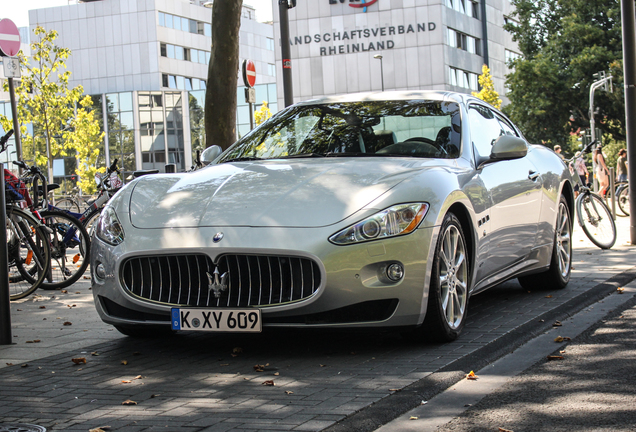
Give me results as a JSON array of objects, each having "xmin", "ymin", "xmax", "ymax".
[
  {"xmin": 478, "ymin": 135, "xmax": 528, "ymax": 169},
  {"xmin": 491, "ymin": 135, "xmax": 528, "ymax": 160},
  {"xmin": 200, "ymin": 145, "xmax": 223, "ymax": 165}
]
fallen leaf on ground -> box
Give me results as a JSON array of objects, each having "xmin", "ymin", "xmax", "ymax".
[
  {"xmin": 274, "ymin": 372, "xmax": 280, "ymax": 376},
  {"xmin": 262, "ymin": 380, "xmax": 275, "ymax": 386},
  {"xmin": 121, "ymin": 399, "xmax": 137, "ymax": 405},
  {"xmin": 389, "ymin": 389, "xmax": 400, "ymax": 392},
  {"xmin": 121, "ymin": 380, "xmax": 132, "ymax": 384},
  {"xmin": 72, "ymin": 357, "xmax": 87, "ymax": 365},
  {"xmin": 254, "ymin": 364, "xmax": 265, "ymax": 372},
  {"xmin": 547, "ymin": 355, "xmax": 564, "ymax": 361},
  {"xmin": 545, "ymin": 295, "xmax": 552, "ymax": 298},
  {"xmin": 6, "ymin": 363, "xmax": 12, "ymax": 366},
  {"xmin": 61, "ymin": 290, "xmax": 68, "ymax": 294},
  {"xmin": 466, "ymin": 371, "xmax": 478, "ymax": 380},
  {"xmin": 21, "ymin": 364, "xmax": 28, "ymax": 368},
  {"xmin": 617, "ymin": 287, "xmax": 625, "ymax": 294},
  {"xmin": 121, "ymin": 360, "xmax": 128, "ymax": 365},
  {"xmin": 285, "ymin": 391, "xmax": 293, "ymax": 394},
  {"xmin": 91, "ymin": 352, "xmax": 99, "ymax": 356},
  {"xmin": 554, "ymin": 336, "xmax": 571, "ymax": 342},
  {"xmin": 410, "ymin": 416, "xmax": 418, "ymax": 420},
  {"xmin": 553, "ymin": 321, "xmax": 562, "ymax": 327},
  {"xmin": 134, "ymin": 375, "xmax": 142, "ymax": 379},
  {"xmin": 232, "ymin": 347, "xmax": 243, "ymax": 356},
  {"xmin": 16, "ymin": 309, "xmax": 22, "ymax": 311},
  {"xmin": 498, "ymin": 428, "xmax": 514, "ymax": 432},
  {"xmin": 39, "ymin": 306, "xmax": 46, "ymax": 309},
  {"xmin": 89, "ymin": 427, "xmax": 111, "ymax": 432},
  {"xmin": 63, "ymin": 322, "xmax": 72, "ymax": 326}
]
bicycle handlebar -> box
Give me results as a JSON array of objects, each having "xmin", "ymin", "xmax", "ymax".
[{"xmin": 0, "ymin": 129, "xmax": 14, "ymax": 152}]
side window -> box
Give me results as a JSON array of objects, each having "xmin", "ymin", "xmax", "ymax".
[
  {"xmin": 468, "ymin": 105, "xmax": 504, "ymax": 159},
  {"xmin": 495, "ymin": 113, "xmax": 518, "ymax": 137}
]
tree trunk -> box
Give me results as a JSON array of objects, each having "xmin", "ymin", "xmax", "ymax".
[{"xmin": 205, "ymin": 0, "xmax": 243, "ymax": 151}]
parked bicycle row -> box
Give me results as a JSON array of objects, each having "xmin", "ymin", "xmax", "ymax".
[{"xmin": 2, "ymin": 129, "xmax": 123, "ymax": 300}]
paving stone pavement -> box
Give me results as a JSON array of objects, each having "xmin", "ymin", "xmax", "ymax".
[{"xmin": 0, "ymin": 216, "xmax": 634, "ymax": 432}]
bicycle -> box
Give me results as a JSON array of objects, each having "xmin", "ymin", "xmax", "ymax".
[
  {"xmin": 1, "ymin": 130, "xmax": 52, "ymax": 299},
  {"xmin": 55, "ymin": 187, "xmax": 91, "ymax": 213},
  {"xmin": 568, "ymin": 140, "xmax": 617, "ymax": 249},
  {"xmin": 13, "ymin": 160, "xmax": 91, "ymax": 290}
]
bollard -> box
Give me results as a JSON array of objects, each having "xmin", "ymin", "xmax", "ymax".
[
  {"xmin": 165, "ymin": 163, "xmax": 177, "ymax": 173},
  {"xmin": 0, "ymin": 162, "xmax": 13, "ymax": 344}
]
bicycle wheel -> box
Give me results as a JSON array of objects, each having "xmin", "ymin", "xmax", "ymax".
[
  {"xmin": 617, "ymin": 185, "xmax": 629, "ymax": 216},
  {"xmin": 56, "ymin": 198, "xmax": 81, "ymax": 213},
  {"xmin": 576, "ymin": 192, "xmax": 617, "ymax": 249},
  {"xmin": 83, "ymin": 208, "xmax": 102, "ymax": 237},
  {"xmin": 6, "ymin": 206, "xmax": 52, "ymax": 300},
  {"xmin": 39, "ymin": 210, "xmax": 91, "ymax": 290}
]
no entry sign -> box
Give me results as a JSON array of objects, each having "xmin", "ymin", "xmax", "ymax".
[
  {"xmin": 0, "ymin": 19, "xmax": 21, "ymax": 57},
  {"xmin": 242, "ymin": 59, "xmax": 256, "ymax": 88}
]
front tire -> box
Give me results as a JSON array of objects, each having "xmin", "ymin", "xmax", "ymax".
[
  {"xmin": 519, "ymin": 195, "xmax": 572, "ymax": 290},
  {"xmin": 419, "ymin": 212, "xmax": 470, "ymax": 342}
]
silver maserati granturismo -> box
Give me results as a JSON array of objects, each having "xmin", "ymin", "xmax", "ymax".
[{"xmin": 91, "ymin": 91, "xmax": 574, "ymax": 342}]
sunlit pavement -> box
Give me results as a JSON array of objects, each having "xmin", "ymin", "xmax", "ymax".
[{"xmin": 0, "ymin": 215, "xmax": 634, "ymax": 432}]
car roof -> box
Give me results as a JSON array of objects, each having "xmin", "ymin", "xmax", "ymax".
[{"xmin": 295, "ymin": 90, "xmax": 480, "ymax": 107}]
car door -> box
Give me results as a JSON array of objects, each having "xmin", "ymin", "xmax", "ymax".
[{"xmin": 469, "ymin": 105, "xmax": 542, "ymax": 283}]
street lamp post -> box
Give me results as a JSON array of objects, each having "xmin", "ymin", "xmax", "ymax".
[{"xmin": 373, "ymin": 54, "xmax": 384, "ymax": 91}]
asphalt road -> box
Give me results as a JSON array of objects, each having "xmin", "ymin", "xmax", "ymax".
[{"xmin": 0, "ymin": 216, "xmax": 634, "ymax": 431}]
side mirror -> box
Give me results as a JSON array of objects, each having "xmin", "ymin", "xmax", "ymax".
[
  {"xmin": 200, "ymin": 145, "xmax": 223, "ymax": 165},
  {"xmin": 490, "ymin": 135, "xmax": 528, "ymax": 160}
]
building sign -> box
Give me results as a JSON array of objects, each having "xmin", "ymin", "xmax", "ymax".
[
  {"xmin": 329, "ymin": 0, "xmax": 379, "ymax": 12},
  {"xmin": 291, "ymin": 22, "xmax": 437, "ymax": 56}
]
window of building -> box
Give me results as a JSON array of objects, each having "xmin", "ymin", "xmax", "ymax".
[
  {"xmin": 266, "ymin": 37, "xmax": 275, "ymax": 51},
  {"xmin": 165, "ymin": 13, "xmax": 173, "ymax": 28},
  {"xmin": 204, "ymin": 23, "xmax": 212, "ymax": 37},
  {"xmin": 184, "ymin": 48, "xmax": 191, "ymax": 61},
  {"xmin": 504, "ymin": 16, "xmax": 519, "ymax": 27},
  {"xmin": 166, "ymin": 44, "xmax": 175, "ymax": 59},
  {"xmin": 446, "ymin": 0, "xmax": 479, "ymax": 19},
  {"xmin": 448, "ymin": 28, "xmax": 481, "ymax": 55},
  {"xmin": 106, "ymin": 92, "xmax": 135, "ymax": 178},
  {"xmin": 175, "ymin": 46, "xmax": 184, "ymax": 61},
  {"xmin": 267, "ymin": 63, "xmax": 276, "ymax": 76},
  {"xmin": 449, "ymin": 67, "xmax": 479, "ymax": 91},
  {"xmin": 160, "ymin": 43, "xmax": 167, "ymax": 57},
  {"xmin": 505, "ymin": 49, "xmax": 522, "ymax": 65},
  {"xmin": 158, "ymin": 12, "xmax": 165, "ymax": 27}
]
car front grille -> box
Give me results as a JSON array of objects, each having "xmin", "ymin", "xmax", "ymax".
[{"xmin": 120, "ymin": 254, "xmax": 322, "ymax": 307}]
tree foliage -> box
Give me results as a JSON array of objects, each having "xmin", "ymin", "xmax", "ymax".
[
  {"xmin": 254, "ymin": 101, "xmax": 272, "ymax": 126},
  {"xmin": 472, "ymin": 65, "xmax": 502, "ymax": 109},
  {"xmin": 205, "ymin": 1, "xmax": 243, "ymax": 151},
  {"xmin": 0, "ymin": 26, "xmax": 104, "ymax": 192},
  {"xmin": 504, "ymin": 0, "xmax": 624, "ymax": 149}
]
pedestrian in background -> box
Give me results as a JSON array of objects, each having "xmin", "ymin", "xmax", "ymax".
[
  {"xmin": 575, "ymin": 151, "xmax": 589, "ymax": 185},
  {"xmin": 617, "ymin": 148, "xmax": 628, "ymax": 183},
  {"xmin": 554, "ymin": 145, "xmax": 565, "ymax": 160},
  {"xmin": 594, "ymin": 145, "xmax": 610, "ymax": 195}
]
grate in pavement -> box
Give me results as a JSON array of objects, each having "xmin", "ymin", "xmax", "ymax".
[{"xmin": 0, "ymin": 424, "xmax": 46, "ymax": 432}]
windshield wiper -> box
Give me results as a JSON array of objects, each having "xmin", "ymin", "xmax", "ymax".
[
  {"xmin": 222, "ymin": 156, "xmax": 263, "ymax": 163},
  {"xmin": 278, "ymin": 153, "xmax": 326, "ymax": 159}
]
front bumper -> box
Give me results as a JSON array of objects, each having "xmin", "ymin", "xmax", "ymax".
[{"xmin": 91, "ymin": 223, "xmax": 435, "ymax": 331}]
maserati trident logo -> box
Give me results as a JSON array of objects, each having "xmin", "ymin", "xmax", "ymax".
[{"xmin": 207, "ymin": 267, "xmax": 229, "ymax": 298}]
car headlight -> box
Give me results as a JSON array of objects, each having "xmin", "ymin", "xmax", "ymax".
[
  {"xmin": 96, "ymin": 207, "xmax": 125, "ymax": 245},
  {"xmin": 329, "ymin": 203, "xmax": 429, "ymax": 245}
]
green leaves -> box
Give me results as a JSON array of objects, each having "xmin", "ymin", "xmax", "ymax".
[
  {"xmin": 0, "ymin": 26, "xmax": 103, "ymax": 192},
  {"xmin": 505, "ymin": 0, "xmax": 624, "ymax": 147}
]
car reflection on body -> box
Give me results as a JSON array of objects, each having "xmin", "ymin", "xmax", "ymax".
[{"xmin": 91, "ymin": 91, "xmax": 574, "ymax": 342}]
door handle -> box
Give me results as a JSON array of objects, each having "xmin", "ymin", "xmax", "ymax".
[{"xmin": 528, "ymin": 171, "xmax": 540, "ymax": 181}]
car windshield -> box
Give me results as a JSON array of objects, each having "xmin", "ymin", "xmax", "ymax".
[{"xmin": 219, "ymin": 100, "xmax": 461, "ymax": 162}]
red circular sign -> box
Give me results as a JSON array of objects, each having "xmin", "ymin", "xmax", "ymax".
[
  {"xmin": 242, "ymin": 59, "xmax": 256, "ymax": 88},
  {"xmin": 0, "ymin": 19, "xmax": 21, "ymax": 57}
]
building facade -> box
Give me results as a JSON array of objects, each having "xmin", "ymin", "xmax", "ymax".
[
  {"xmin": 272, "ymin": 0, "xmax": 519, "ymax": 106},
  {"xmin": 0, "ymin": 0, "xmax": 277, "ymax": 186}
]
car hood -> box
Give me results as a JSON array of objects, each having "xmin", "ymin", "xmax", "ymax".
[{"xmin": 129, "ymin": 158, "xmax": 442, "ymax": 228}]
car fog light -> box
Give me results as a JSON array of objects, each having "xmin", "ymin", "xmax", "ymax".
[
  {"xmin": 95, "ymin": 262, "xmax": 106, "ymax": 280},
  {"xmin": 387, "ymin": 263, "xmax": 404, "ymax": 282}
]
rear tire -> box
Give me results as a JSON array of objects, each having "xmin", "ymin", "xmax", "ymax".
[
  {"xmin": 518, "ymin": 195, "xmax": 572, "ymax": 290},
  {"xmin": 617, "ymin": 185, "xmax": 629, "ymax": 216},
  {"xmin": 417, "ymin": 212, "xmax": 470, "ymax": 342}
]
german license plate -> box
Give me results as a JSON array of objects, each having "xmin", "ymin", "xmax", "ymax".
[{"xmin": 171, "ymin": 308, "xmax": 262, "ymax": 332}]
